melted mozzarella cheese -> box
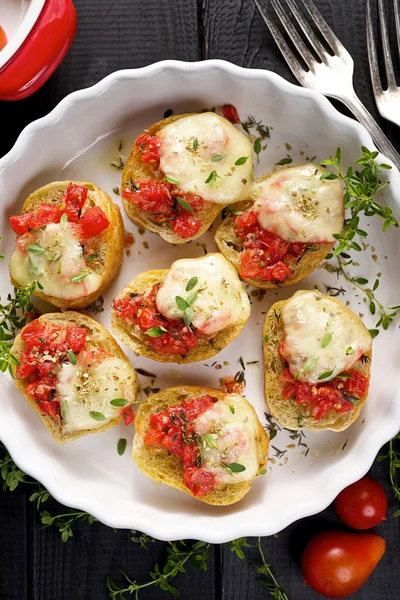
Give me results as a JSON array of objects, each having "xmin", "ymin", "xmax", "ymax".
[
  {"xmin": 57, "ymin": 355, "xmax": 137, "ymax": 433},
  {"xmin": 251, "ymin": 163, "xmax": 344, "ymax": 243},
  {"xmin": 9, "ymin": 223, "xmax": 101, "ymax": 300},
  {"xmin": 282, "ymin": 290, "xmax": 372, "ymax": 384},
  {"xmin": 158, "ymin": 112, "xmax": 253, "ymax": 205},
  {"xmin": 194, "ymin": 394, "xmax": 260, "ymax": 484},
  {"xmin": 155, "ymin": 253, "xmax": 251, "ymax": 336}
]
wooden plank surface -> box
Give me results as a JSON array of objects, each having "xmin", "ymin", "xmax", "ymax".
[{"xmin": 0, "ymin": 0, "xmax": 399, "ymax": 598}]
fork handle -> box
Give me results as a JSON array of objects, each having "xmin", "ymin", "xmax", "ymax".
[{"xmin": 338, "ymin": 89, "xmax": 400, "ymax": 170}]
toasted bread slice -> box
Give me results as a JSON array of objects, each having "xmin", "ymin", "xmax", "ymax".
[
  {"xmin": 9, "ymin": 181, "xmax": 124, "ymax": 309},
  {"xmin": 262, "ymin": 299, "xmax": 372, "ymax": 432},
  {"xmin": 122, "ymin": 113, "xmax": 222, "ymax": 243},
  {"xmin": 214, "ymin": 167, "xmax": 336, "ymax": 289},
  {"xmin": 132, "ymin": 385, "xmax": 269, "ymax": 505},
  {"xmin": 111, "ymin": 260, "xmax": 250, "ymax": 364},
  {"xmin": 11, "ymin": 312, "xmax": 138, "ymax": 444}
]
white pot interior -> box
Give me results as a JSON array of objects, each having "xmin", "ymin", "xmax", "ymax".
[{"xmin": 0, "ymin": 0, "xmax": 46, "ymax": 70}]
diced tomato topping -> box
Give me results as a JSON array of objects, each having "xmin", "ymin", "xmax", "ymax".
[
  {"xmin": 280, "ymin": 365, "xmax": 369, "ymax": 421},
  {"xmin": 114, "ymin": 285, "xmax": 200, "ymax": 356},
  {"xmin": 79, "ymin": 206, "xmax": 110, "ymax": 238},
  {"xmin": 222, "ymin": 104, "xmax": 241, "ymax": 124},
  {"xmin": 122, "ymin": 180, "xmax": 203, "ymax": 240},
  {"xmin": 343, "ymin": 370, "xmax": 369, "ymax": 398},
  {"xmin": 59, "ymin": 184, "xmax": 88, "ymax": 223},
  {"xmin": 135, "ymin": 133, "xmax": 161, "ymax": 164},
  {"xmin": 144, "ymin": 395, "xmax": 217, "ymax": 496},
  {"xmin": 234, "ymin": 209, "xmax": 308, "ymax": 282},
  {"xmin": 183, "ymin": 466, "xmax": 216, "ymax": 496},
  {"xmin": 10, "ymin": 203, "xmax": 61, "ymax": 235},
  {"xmin": 121, "ymin": 406, "xmax": 135, "ymax": 425},
  {"xmin": 16, "ymin": 320, "xmax": 88, "ymax": 424}
]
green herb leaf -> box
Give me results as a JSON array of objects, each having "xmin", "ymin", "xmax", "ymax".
[
  {"xmin": 184, "ymin": 306, "xmax": 194, "ymax": 326},
  {"xmin": 204, "ymin": 433, "xmax": 219, "ymax": 449},
  {"xmin": 186, "ymin": 291, "xmax": 198, "ymax": 306},
  {"xmin": 318, "ymin": 367, "xmax": 336, "ymax": 381},
  {"xmin": 263, "ymin": 335, "xmax": 269, "ymax": 342},
  {"xmin": 117, "ymin": 438, "xmax": 127, "ymax": 456},
  {"xmin": 205, "ymin": 170, "xmax": 218, "ymax": 184},
  {"xmin": 336, "ymin": 373, "xmax": 353, "ymax": 380},
  {"xmin": 193, "ymin": 137, "xmax": 198, "ymax": 152},
  {"xmin": 165, "ymin": 174, "xmax": 180, "ymax": 185},
  {"xmin": 259, "ymin": 468, "xmax": 267, "ymax": 474},
  {"xmin": 60, "ymin": 213, "xmax": 68, "ymax": 230},
  {"xmin": 226, "ymin": 462, "xmax": 246, "ymax": 473},
  {"xmin": 145, "ymin": 327, "xmax": 167, "ymax": 337},
  {"xmin": 67, "ymin": 350, "xmax": 77, "ymax": 365},
  {"xmin": 71, "ymin": 271, "xmax": 90, "ymax": 283},
  {"xmin": 89, "ymin": 411, "xmax": 106, "ymax": 421},
  {"xmin": 27, "ymin": 244, "xmax": 44, "ymax": 255},
  {"xmin": 86, "ymin": 254, "xmax": 99, "ymax": 261},
  {"xmin": 275, "ymin": 157, "xmax": 292, "ymax": 166},
  {"xmin": 211, "ymin": 154, "xmax": 225, "ymax": 162},
  {"xmin": 229, "ymin": 404, "xmax": 235, "ymax": 414},
  {"xmin": 176, "ymin": 196, "xmax": 194, "ymax": 216},
  {"xmin": 175, "ymin": 296, "xmax": 188, "ymax": 311},
  {"xmin": 48, "ymin": 251, "xmax": 61, "ymax": 263},
  {"xmin": 303, "ymin": 357, "xmax": 319, "ymax": 371},
  {"xmin": 235, "ymin": 156, "xmax": 249, "ymax": 166},
  {"xmin": 321, "ymin": 333, "xmax": 332, "ymax": 348},
  {"xmin": 346, "ymin": 346, "xmax": 355, "ymax": 355},
  {"xmin": 369, "ymin": 328, "xmax": 379, "ymax": 338},
  {"xmin": 186, "ymin": 276, "xmax": 198, "ymax": 291},
  {"xmin": 110, "ymin": 398, "xmax": 129, "ymax": 407}
]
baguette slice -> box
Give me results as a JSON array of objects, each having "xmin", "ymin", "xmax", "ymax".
[
  {"xmin": 11, "ymin": 312, "xmax": 138, "ymax": 444},
  {"xmin": 132, "ymin": 385, "xmax": 269, "ymax": 505},
  {"xmin": 111, "ymin": 263, "xmax": 250, "ymax": 364},
  {"xmin": 9, "ymin": 181, "xmax": 124, "ymax": 309},
  {"xmin": 262, "ymin": 299, "xmax": 372, "ymax": 432},
  {"xmin": 122, "ymin": 113, "xmax": 222, "ymax": 243},
  {"xmin": 215, "ymin": 169, "xmax": 336, "ymax": 289}
]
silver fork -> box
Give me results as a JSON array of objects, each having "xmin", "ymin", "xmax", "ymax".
[
  {"xmin": 367, "ymin": 0, "xmax": 400, "ymax": 127},
  {"xmin": 253, "ymin": 0, "xmax": 400, "ymax": 169}
]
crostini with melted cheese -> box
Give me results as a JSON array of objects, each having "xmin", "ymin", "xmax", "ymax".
[
  {"xmin": 112, "ymin": 253, "xmax": 251, "ymax": 363},
  {"xmin": 263, "ymin": 290, "xmax": 373, "ymax": 432},
  {"xmin": 121, "ymin": 112, "xmax": 254, "ymax": 243},
  {"xmin": 132, "ymin": 385, "xmax": 269, "ymax": 505},
  {"xmin": 11, "ymin": 312, "xmax": 138, "ymax": 444},
  {"xmin": 215, "ymin": 163, "xmax": 344, "ymax": 288},
  {"xmin": 9, "ymin": 181, "xmax": 124, "ymax": 309}
]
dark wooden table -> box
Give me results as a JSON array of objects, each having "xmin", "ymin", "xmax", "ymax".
[{"xmin": 0, "ymin": 1, "xmax": 399, "ymax": 599}]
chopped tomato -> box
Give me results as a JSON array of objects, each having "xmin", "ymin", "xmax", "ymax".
[
  {"xmin": 10, "ymin": 203, "xmax": 61, "ymax": 235},
  {"xmin": 234, "ymin": 210, "xmax": 308, "ymax": 282},
  {"xmin": 80, "ymin": 206, "xmax": 110, "ymax": 238},
  {"xmin": 16, "ymin": 320, "xmax": 88, "ymax": 424},
  {"xmin": 59, "ymin": 183, "xmax": 88, "ymax": 223},
  {"xmin": 136, "ymin": 133, "xmax": 161, "ymax": 164},
  {"xmin": 183, "ymin": 466, "xmax": 216, "ymax": 497},
  {"xmin": 121, "ymin": 406, "xmax": 135, "ymax": 425},
  {"xmin": 144, "ymin": 395, "xmax": 217, "ymax": 496},
  {"xmin": 222, "ymin": 104, "xmax": 241, "ymax": 124},
  {"xmin": 280, "ymin": 365, "xmax": 368, "ymax": 420},
  {"xmin": 114, "ymin": 286, "xmax": 200, "ymax": 356},
  {"xmin": 122, "ymin": 180, "xmax": 203, "ymax": 239}
]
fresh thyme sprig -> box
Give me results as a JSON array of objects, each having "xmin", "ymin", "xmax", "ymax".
[
  {"xmin": 106, "ymin": 540, "xmax": 211, "ymax": 599},
  {"xmin": 328, "ymin": 255, "xmax": 400, "ymax": 336},
  {"xmin": 230, "ymin": 537, "xmax": 289, "ymax": 600},
  {"xmin": 0, "ymin": 280, "xmax": 40, "ymax": 375},
  {"xmin": 131, "ymin": 530, "xmax": 155, "ymax": 550},
  {"xmin": 41, "ymin": 509, "xmax": 97, "ymax": 543},
  {"xmin": 377, "ymin": 433, "xmax": 400, "ymax": 516},
  {"xmin": 320, "ymin": 146, "xmax": 397, "ymax": 257}
]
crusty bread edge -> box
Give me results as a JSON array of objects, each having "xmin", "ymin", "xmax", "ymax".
[
  {"xmin": 132, "ymin": 385, "xmax": 269, "ymax": 506},
  {"xmin": 262, "ymin": 297, "xmax": 372, "ymax": 432},
  {"xmin": 11, "ymin": 312, "xmax": 138, "ymax": 444}
]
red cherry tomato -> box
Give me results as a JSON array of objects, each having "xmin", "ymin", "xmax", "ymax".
[
  {"xmin": 302, "ymin": 531, "xmax": 385, "ymax": 598},
  {"xmin": 334, "ymin": 475, "xmax": 387, "ymax": 529}
]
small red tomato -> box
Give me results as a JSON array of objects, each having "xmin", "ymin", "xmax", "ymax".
[
  {"xmin": 334, "ymin": 475, "xmax": 387, "ymax": 529},
  {"xmin": 302, "ymin": 531, "xmax": 385, "ymax": 598}
]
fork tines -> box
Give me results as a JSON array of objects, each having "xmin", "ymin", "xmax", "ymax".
[{"xmin": 367, "ymin": 0, "xmax": 400, "ymax": 94}]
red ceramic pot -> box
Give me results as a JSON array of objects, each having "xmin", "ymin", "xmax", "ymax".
[{"xmin": 0, "ymin": 0, "xmax": 76, "ymax": 101}]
